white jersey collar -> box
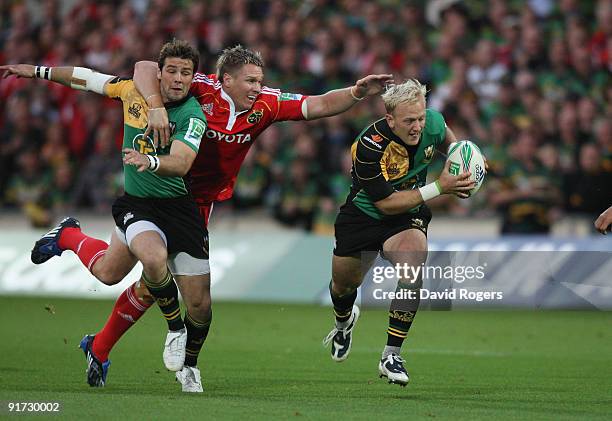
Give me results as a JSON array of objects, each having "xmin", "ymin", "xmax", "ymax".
[{"xmin": 220, "ymin": 87, "xmax": 249, "ymax": 131}]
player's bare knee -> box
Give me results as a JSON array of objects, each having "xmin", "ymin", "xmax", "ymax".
[
  {"xmin": 139, "ymin": 253, "xmax": 168, "ymax": 280},
  {"xmin": 185, "ymin": 297, "xmax": 211, "ymax": 321},
  {"xmin": 332, "ymin": 265, "xmax": 362, "ymax": 290},
  {"xmin": 331, "ymin": 276, "xmax": 361, "ymax": 296},
  {"xmin": 92, "ymin": 264, "xmax": 123, "ymax": 285},
  {"xmin": 139, "ymin": 250, "xmax": 167, "ymax": 269},
  {"xmin": 95, "ymin": 271, "xmax": 123, "ymax": 286}
]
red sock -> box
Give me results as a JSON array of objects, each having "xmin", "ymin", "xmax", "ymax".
[
  {"xmin": 92, "ymin": 282, "xmax": 152, "ymax": 362},
  {"xmin": 58, "ymin": 227, "xmax": 108, "ymax": 272}
]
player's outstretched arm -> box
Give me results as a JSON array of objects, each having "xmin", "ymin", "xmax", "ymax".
[
  {"xmin": 375, "ymin": 160, "xmax": 474, "ymax": 215},
  {"xmin": 304, "ymin": 74, "xmax": 394, "ymax": 120},
  {"xmin": 0, "ymin": 64, "xmax": 114, "ymax": 95},
  {"xmin": 134, "ymin": 60, "xmax": 170, "ymax": 147},
  {"xmin": 595, "ymin": 205, "xmax": 612, "ymax": 234}
]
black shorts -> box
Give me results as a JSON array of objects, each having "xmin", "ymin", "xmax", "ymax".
[
  {"xmin": 112, "ymin": 193, "xmax": 209, "ymax": 259},
  {"xmin": 333, "ymin": 203, "xmax": 431, "ymax": 257}
]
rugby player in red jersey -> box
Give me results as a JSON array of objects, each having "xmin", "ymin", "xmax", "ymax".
[{"xmin": 83, "ymin": 45, "xmax": 392, "ymax": 386}]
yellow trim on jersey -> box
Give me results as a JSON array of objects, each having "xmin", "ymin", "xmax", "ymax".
[
  {"xmin": 355, "ymin": 157, "xmax": 379, "ymax": 164},
  {"xmin": 372, "ymin": 122, "xmax": 389, "ymax": 141},
  {"xmin": 380, "ymin": 154, "xmax": 389, "ymax": 180},
  {"xmin": 354, "ymin": 166, "xmax": 383, "ymax": 181},
  {"xmin": 351, "ymin": 142, "xmax": 358, "ymax": 163},
  {"xmin": 105, "ymin": 79, "xmax": 149, "ymax": 129},
  {"xmin": 352, "ymin": 139, "xmax": 385, "ymax": 181},
  {"xmin": 358, "ymin": 138, "xmax": 384, "ymax": 154},
  {"xmin": 381, "ymin": 142, "xmax": 410, "ymax": 181}
]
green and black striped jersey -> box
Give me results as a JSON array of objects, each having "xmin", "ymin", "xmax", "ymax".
[{"xmin": 346, "ymin": 109, "xmax": 447, "ymax": 220}]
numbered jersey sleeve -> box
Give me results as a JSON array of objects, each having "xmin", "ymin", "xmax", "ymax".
[{"xmin": 352, "ymin": 133, "xmax": 394, "ymax": 202}]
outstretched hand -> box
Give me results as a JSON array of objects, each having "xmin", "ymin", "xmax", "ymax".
[
  {"xmin": 0, "ymin": 64, "xmax": 36, "ymax": 79},
  {"xmin": 352, "ymin": 74, "xmax": 394, "ymax": 98},
  {"xmin": 123, "ymin": 148, "xmax": 150, "ymax": 172}
]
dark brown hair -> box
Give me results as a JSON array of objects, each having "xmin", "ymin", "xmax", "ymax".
[{"xmin": 158, "ymin": 39, "xmax": 200, "ymax": 72}]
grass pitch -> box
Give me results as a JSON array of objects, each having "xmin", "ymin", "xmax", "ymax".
[{"xmin": 1, "ymin": 296, "xmax": 611, "ymax": 420}]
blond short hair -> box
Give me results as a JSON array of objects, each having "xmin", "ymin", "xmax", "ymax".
[
  {"xmin": 216, "ymin": 45, "xmax": 264, "ymax": 79},
  {"xmin": 381, "ymin": 79, "xmax": 427, "ymax": 113}
]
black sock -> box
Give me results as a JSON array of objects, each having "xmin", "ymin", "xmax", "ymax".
[
  {"xmin": 142, "ymin": 271, "xmax": 184, "ymax": 331},
  {"xmin": 184, "ymin": 310, "xmax": 212, "ymax": 367},
  {"xmin": 386, "ymin": 283, "xmax": 420, "ymax": 347},
  {"xmin": 329, "ymin": 281, "xmax": 357, "ymax": 323},
  {"xmin": 387, "ymin": 310, "xmax": 417, "ymax": 347}
]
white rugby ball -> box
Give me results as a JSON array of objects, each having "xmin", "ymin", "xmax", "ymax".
[{"xmin": 446, "ymin": 140, "xmax": 486, "ymax": 195}]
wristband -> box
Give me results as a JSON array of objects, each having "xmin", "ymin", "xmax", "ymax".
[
  {"xmin": 147, "ymin": 155, "xmax": 160, "ymax": 172},
  {"xmin": 418, "ymin": 181, "xmax": 441, "ymax": 202},
  {"xmin": 34, "ymin": 66, "xmax": 52, "ymax": 80},
  {"xmin": 350, "ymin": 86, "xmax": 364, "ymax": 101}
]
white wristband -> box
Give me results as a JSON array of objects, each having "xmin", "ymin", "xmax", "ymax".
[
  {"xmin": 147, "ymin": 155, "xmax": 160, "ymax": 172},
  {"xmin": 34, "ymin": 66, "xmax": 52, "ymax": 80},
  {"xmin": 418, "ymin": 181, "xmax": 441, "ymax": 202}
]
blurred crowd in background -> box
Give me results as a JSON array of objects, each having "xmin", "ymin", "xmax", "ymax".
[{"xmin": 0, "ymin": 0, "xmax": 610, "ymax": 234}]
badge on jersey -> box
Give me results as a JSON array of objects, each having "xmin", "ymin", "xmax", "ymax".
[
  {"xmin": 201, "ymin": 103, "xmax": 214, "ymax": 116},
  {"xmin": 423, "ymin": 145, "xmax": 434, "ymax": 162},
  {"xmin": 184, "ymin": 118, "xmax": 206, "ymax": 148},
  {"xmin": 128, "ymin": 103, "xmax": 143, "ymax": 119},
  {"xmin": 247, "ymin": 109, "xmax": 264, "ymax": 124},
  {"xmin": 132, "ymin": 133, "xmax": 156, "ymax": 155}
]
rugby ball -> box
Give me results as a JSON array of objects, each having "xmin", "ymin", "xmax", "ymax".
[{"xmin": 447, "ymin": 140, "xmax": 486, "ymax": 195}]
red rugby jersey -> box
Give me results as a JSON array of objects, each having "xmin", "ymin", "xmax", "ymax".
[{"xmin": 187, "ymin": 73, "xmax": 307, "ymax": 203}]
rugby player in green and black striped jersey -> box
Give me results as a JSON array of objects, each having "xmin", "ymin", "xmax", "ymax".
[
  {"xmin": 322, "ymin": 80, "xmax": 475, "ymax": 387},
  {"xmin": 1, "ymin": 40, "xmax": 209, "ymax": 392}
]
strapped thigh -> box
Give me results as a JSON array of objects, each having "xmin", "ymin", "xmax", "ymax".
[{"xmin": 115, "ymin": 221, "xmax": 168, "ymax": 248}]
